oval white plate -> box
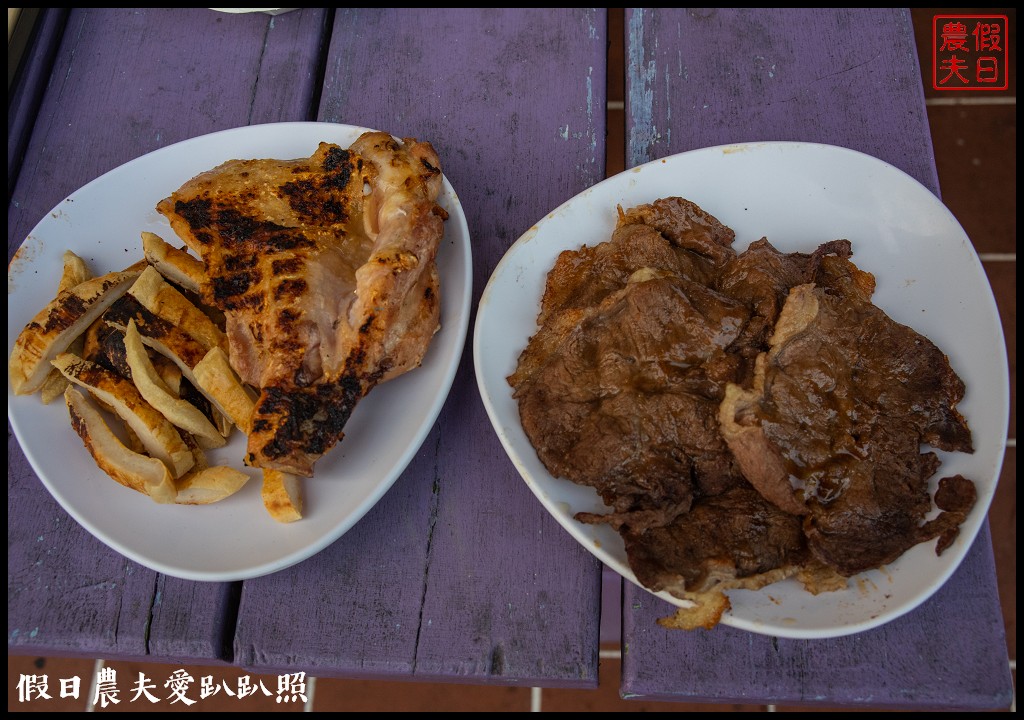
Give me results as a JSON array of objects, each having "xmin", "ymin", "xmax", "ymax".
[
  {"xmin": 8, "ymin": 122, "xmax": 472, "ymax": 582},
  {"xmin": 474, "ymin": 142, "xmax": 1008, "ymax": 639}
]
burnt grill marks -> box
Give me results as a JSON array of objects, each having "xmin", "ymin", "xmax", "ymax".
[
  {"xmin": 200, "ymin": 213, "xmax": 315, "ymax": 311},
  {"xmin": 282, "ymin": 179, "xmax": 350, "ymax": 224},
  {"xmin": 192, "ymin": 204, "xmax": 299, "ymax": 259},
  {"xmin": 282, "ymin": 151, "xmax": 359, "ymax": 223},
  {"xmin": 274, "ymin": 309, "xmax": 303, "ymax": 345},
  {"xmin": 281, "ymin": 178, "xmax": 351, "ymax": 224},
  {"xmin": 105, "ymin": 295, "xmax": 170, "ymax": 336},
  {"xmin": 265, "ymin": 231, "xmax": 315, "ymax": 252},
  {"xmin": 253, "ymin": 378, "xmax": 364, "ymax": 461},
  {"xmin": 60, "ymin": 357, "xmax": 108, "ymax": 387},
  {"xmin": 84, "ymin": 322, "xmax": 123, "ymax": 374},
  {"xmin": 68, "ymin": 402, "xmax": 88, "ymax": 441},
  {"xmin": 273, "ymin": 337, "xmax": 303, "ymax": 355},
  {"xmin": 324, "ymin": 164, "xmax": 354, "ymax": 192},
  {"xmin": 271, "ymin": 258, "xmax": 304, "ymax": 275},
  {"xmin": 224, "ymin": 254, "xmax": 258, "ymax": 272},
  {"xmin": 215, "ymin": 206, "xmax": 268, "ymax": 243},
  {"xmin": 293, "ymin": 366, "xmax": 318, "ymax": 387},
  {"xmin": 103, "ymin": 295, "xmax": 208, "ymax": 368},
  {"xmin": 274, "ymin": 278, "xmax": 307, "ymax": 301},
  {"xmin": 323, "ymin": 146, "xmax": 350, "ymax": 172},
  {"xmin": 363, "ymin": 361, "xmax": 391, "ymax": 387},
  {"xmin": 41, "ymin": 294, "xmax": 87, "ymax": 333},
  {"xmin": 211, "ymin": 271, "xmax": 260, "ymax": 306},
  {"xmin": 220, "ymin": 292, "xmax": 264, "ymax": 313},
  {"xmin": 157, "ymin": 133, "xmax": 447, "ymax": 476},
  {"xmin": 175, "ymin": 198, "xmax": 212, "ymax": 230},
  {"xmin": 97, "ymin": 325, "xmax": 131, "ymax": 379}
]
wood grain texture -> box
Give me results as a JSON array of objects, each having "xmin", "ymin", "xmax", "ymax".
[
  {"xmin": 232, "ymin": 8, "xmax": 608, "ymax": 686},
  {"xmin": 8, "ymin": 7, "xmax": 330, "ymax": 260},
  {"xmin": 7, "ymin": 7, "xmax": 328, "ymax": 663},
  {"xmin": 622, "ymin": 527, "xmax": 1012, "ymax": 710},
  {"xmin": 620, "ymin": 8, "xmax": 1012, "ymax": 709},
  {"xmin": 626, "ymin": 7, "xmax": 938, "ymax": 187},
  {"xmin": 7, "ymin": 8, "xmax": 68, "ymax": 191}
]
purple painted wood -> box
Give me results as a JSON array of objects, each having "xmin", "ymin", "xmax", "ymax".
[
  {"xmin": 232, "ymin": 8, "xmax": 607, "ymax": 686},
  {"xmin": 7, "ymin": 9, "xmax": 68, "ymax": 190},
  {"xmin": 8, "ymin": 7, "xmax": 328, "ymax": 662},
  {"xmin": 625, "ymin": 7, "xmax": 939, "ymax": 184},
  {"xmin": 620, "ymin": 8, "xmax": 1012, "ymax": 709},
  {"xmin": 623, "ymin": 526, "xmax": 1010, "ymax": 709}
]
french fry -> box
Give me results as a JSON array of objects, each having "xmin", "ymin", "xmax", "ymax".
[
  {"xmin": 57, "ymin": 249, "xmax": 93, "ymax": 292},
  {"xmin": 128, "ymin": 265, "xmax": 227, "ymax": 355},
  {"xmin": 40, "ymin": 251, "xmax": 97, "ymax": 404},
  {"xmin": 261, "ymin": 469, "xmax": 303, "ymax": 522},
  {"xmin": 179, "ymin": 427, "xmax": 209, "ymax": 471},
  {"xmin": 141, "ymin": 232, "xmax": 226, "ymax": 327},
  {"xmin": 172, "ymin": 431, "xmax": 251, "ymax": 505},
  {"xmin": 38, "ymin": 372, "xmax": 71, "ymax": 405},
  {"xmin": 123, "ymin": 320, "xmax": 226, "ymax": 449},
  {"xmin": 176, "ymin": 466, "xmax": 251, "ymax": 505},
  {"xmin": 104, "ymin": 295, "xmax": 235, "ymax": 437},
  {"xmin": 191, "ymin": 346, "xmax": 257, "ymax": 434},
  {"xmin": 152, "ymin": 352, "xmax": 186, "ymax": 394},
  {"xmin": 103, "ymin": 294, "xmax": 211, "ymax": 370},
  {"xmin": 64, "ymin": 386, "xmax": 177, "ymax": 504},
  {"xmin": 52, "ymin": 353, "xmax": 195, "ymax": 478},
  {"xmin": 141, "ymin": 231, "xmax": 205, "ymax": 294},
  {"xmin": 9, "ymin": 266, "xmax": 142, "ymax": 395},
  {"xmin": 17, "ymin": 234, "xmax": 311, "ymax": 521}
]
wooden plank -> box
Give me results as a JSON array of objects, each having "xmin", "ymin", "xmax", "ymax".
[
  {"xmin": 9, "ymin": 435, "xmax": 153, "ymax": 660},
  {"xmin": 7, "ymin": 8, "xmax": 68, "ymax": 191},
  {"xmin": 620, "ymin": 8, "xmax": 1012, "ymax": 709},
  {"xmin": 232, "ymin": 8, "xmax": 607, "ymax": 686},
  {"xmin": 623, "ymin": 527, "xmax": 1012, "ymax": 710},
  {"xmin": 625, "ymin": 7, "xmax": 939, "ymax": 186},
  {"xmin": 7, "ymin": 7, "xmax": 328, "ymax": 662}
]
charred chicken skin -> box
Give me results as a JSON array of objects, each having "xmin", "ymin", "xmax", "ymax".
[{"xmin": 158, "ymin": 132, "xmax": 447, "ymax": 476}]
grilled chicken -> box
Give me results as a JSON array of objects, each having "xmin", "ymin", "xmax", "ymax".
[{"xmin": 157, "ymin": 132, "xmax": 447, "ymax": 476}]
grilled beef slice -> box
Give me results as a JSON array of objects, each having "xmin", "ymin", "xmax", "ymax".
[
  {"xmin": 720, "ymin": 262, "xmax": 974, "ymax": 576},
  {"xmin": 511, "ymin": 197, "xmax": 975, "ymax": 600}
]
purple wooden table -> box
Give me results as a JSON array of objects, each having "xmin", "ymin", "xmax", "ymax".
[
  {"xmin": 618, "ymin": 9, "xmax": 1013, "ymax": 710},
  {"xmin": 8, "ymin": 7, "xmax": 604, "ymax": 686},
  {"xmin": 6, "ymin": 7, "xmax": 1012, "ymax": 708}
]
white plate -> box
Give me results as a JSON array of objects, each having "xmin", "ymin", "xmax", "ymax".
[
  {"xmin": 8, "ymin": 122, "xmax": 472, "ymax": 582},
  {"xmin": 474, "ymin": 141, "xmax": 1008, "ymax": 639}
]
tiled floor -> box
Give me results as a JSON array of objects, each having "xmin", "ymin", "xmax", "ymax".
[{"xmin": 7, "ymin": 8, "xmax": 1016, "ymax": 712}]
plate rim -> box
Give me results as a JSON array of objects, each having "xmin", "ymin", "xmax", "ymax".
[
  {"xmin": 473, "ymin": 139, "xmax": 1009, "ymax": 639},
  {"xmin": 8, "ymin": 120, "xmax": 474, "ymax": 582}
]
